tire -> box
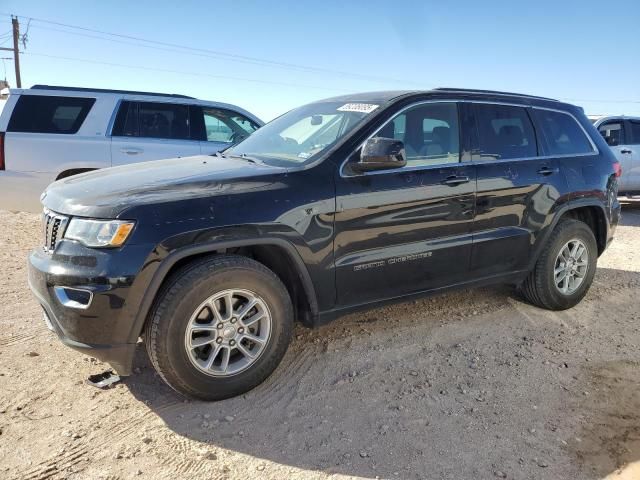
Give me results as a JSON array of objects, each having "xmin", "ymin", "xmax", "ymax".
[
  {"xmin": 519, "ymin": 219, "xmax": 598, "ymax": 310},
  {"xmin": 144, "ymin": 255, "xmax": 293, "ymax": 401}
]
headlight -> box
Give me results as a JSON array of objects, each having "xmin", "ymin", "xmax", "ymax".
[{"xmin": 64, "ymin": 218, "xmax": 135, "ymax": 248}]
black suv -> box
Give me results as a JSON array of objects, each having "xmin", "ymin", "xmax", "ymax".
[{"xmin": 28, "ymin": 89, "xmax": 621, "ymax": 400}]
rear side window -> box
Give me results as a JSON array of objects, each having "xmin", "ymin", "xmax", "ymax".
[
  {"xmin": 597, "ymin": 121, "xmax": 625, "ymax": 146},
  {"xmin": 8, "ymin": 95, "xmax": 95, "ymax": 134},
  {"xmin": 113, "ymin": 101, "xmax": 191, "ymax": 140},
  {"xmin": 112, "ymin": 101, "xmax": 138, "ymax": 137},
  {"xmin": 138, "ymin": 102, "xmax": 190, "ymax": 140},
  {"xmin": 474, "ymin": 104, "xmax": 537, "ymax": 160},
  {"xmin": 628, "ymin": 120, "xmax": 640, "ymax": 145},
  {"xmin": 534, "ymin": 109, "xmax": 594, "ymax": 155}
]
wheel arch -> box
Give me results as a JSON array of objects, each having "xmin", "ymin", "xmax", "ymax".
[
  {"xmin": 128, "ymin": 238, "xmax": 319, "ymax": 343},
  {"xmin": 528, "ymin": 200, "xmax": 609, "ymax": 272},
  {"xmin": 56, "ymin": 168, "xmax": 97, "ymax": 180}
]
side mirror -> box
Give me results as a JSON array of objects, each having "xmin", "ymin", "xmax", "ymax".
[{"xmin": 352, "ymin": 137, "xmax": 406, "ymax": 172}]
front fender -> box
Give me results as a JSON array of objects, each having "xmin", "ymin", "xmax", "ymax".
[{"xmin": 124, "ymin": 228, "xmax": 321, "ymax": 344}]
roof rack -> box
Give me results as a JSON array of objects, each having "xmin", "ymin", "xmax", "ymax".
[
  {"xmin": 30, "ymin": 84, "xmax": 195, "ymax": 99},
  {"xmin": 433, "ymin": 87, "xmax": 558, "ymax": 102}
]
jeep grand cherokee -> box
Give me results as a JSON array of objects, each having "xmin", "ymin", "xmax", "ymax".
[{"xmin": 28, "ymin": 88, "xmax": 621, "ymax": 400}]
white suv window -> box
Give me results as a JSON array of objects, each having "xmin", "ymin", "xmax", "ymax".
[
  {"xmin": 111, "ymin": 101, "xmax": 191, "ymax": 140},
  {"xmin": 8, "ymin": 95, "xmax": 96, "ymax": 134},
  {"xmin": 202, "ymin": 108, "xmax": 259, "ymax": 143},
  {"xmin": 598, "ymin": 121, "xmax": 625, "ymax": 147},
  {"xmin": 138, "ymin": 102, "xmax": 190, "ymax": 140},
  {"xmin": 627, "ymin": 121, "xmax": 640, "ymax": 145}
]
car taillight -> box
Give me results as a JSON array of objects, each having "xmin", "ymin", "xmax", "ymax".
[
  {"xmin": 613, "ymin": 161, "xmax": 622, "ymax": 178},
  {"xmin": 0, "ymin": 132, "xmax": 4, "ymax": 171}
]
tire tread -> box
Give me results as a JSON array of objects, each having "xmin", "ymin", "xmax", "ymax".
[{"xmin": 520, "ymin": 219, "xmax": 597, "ymax": 310}]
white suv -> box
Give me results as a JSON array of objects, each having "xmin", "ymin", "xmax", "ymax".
[
  {"xmin": 590, "ymin": 115, "xmax": 640, "ymax": 195},
  {"xmin": 0, "ymin": 85, "xmax": 263, "ymax": 212}
]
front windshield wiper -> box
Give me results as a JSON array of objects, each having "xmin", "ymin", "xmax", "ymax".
[{"xmin": 224, "ymin": 153, "xmax": 264, "ymax": 165}]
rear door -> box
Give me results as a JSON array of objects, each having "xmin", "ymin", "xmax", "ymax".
[
  {"xmin": 110, "ymin": 101, "xmax": 201, "ymax": 166},
  {"xmin": 334, "ymin": 101, "xmax": 476, "ymax": 305},
  {"xmin": 624, "ymin": 120, "xmax": 640, "ymax": 191},
  {"xmin": 469, "ymin": 102, "xmax": 568, "ymax": 277},
  {"xmin": 597, "ymin": 119, "xmax": 632, "ymax": 191}
]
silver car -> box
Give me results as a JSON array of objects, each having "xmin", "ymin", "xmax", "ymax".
[{"xmin": 591, "ymin": 115, "xmax": 640, "ymax": 195}]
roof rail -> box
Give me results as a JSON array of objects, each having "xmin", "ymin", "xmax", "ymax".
[
  {"xmin": 433, "ymin": 87, "xmax": 558, "ymax": 102},
  {"xmin": 30, "ymin": 84, "xmax": 195, "ymax": 99}
]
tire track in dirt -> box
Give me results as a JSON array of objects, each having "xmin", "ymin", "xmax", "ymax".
[
  {"xmin": 0, "ymin": 326, "xmax": 46, "ymax": 347},
  {"xmin": 157, "ymin": 433, "xmax": 219, "ymax": 477},
  {"xmin": 12, "ymin": 407, "xmax": 156, "ymax": 480},
  {"xmin": 233, "ymin": 344, "xmax": 320, "ymax": 418}
]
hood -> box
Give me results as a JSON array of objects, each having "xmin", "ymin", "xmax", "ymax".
[{"xmin": 42, "ymin": 155, "xmax": 285, "ymax": 218}]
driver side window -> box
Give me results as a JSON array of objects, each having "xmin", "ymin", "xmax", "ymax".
[{"xmin": 379, "ymin": 102, "xmax": 460, "ymax": 166}]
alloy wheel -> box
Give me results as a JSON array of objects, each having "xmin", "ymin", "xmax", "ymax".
[
  {"xmin": 184, "ymin": 289, "xmax": 272, "ymax": 376},
  {"xmin": 553, "ymin": 239, "xmax": 589, "ymax": 295}
]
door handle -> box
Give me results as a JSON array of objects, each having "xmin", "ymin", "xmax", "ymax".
[
  {"xmin": 621, "ymin": 149, "xmax": 632, "ymax": 154},
  {"xmin": 442, "ymin": 175, "xmax": 470, "ymax": 185},
  {"xmin": 537, "ymin": 166, "xmax": 559, "ymax": 176},
  {"xmin": 120, "ymin": 147, "xmax": 143, "ymax": 155}
]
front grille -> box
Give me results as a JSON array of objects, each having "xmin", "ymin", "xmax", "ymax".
[{"xmin": 42, "ymin": 209, "xmax": 69, "ymax": 253}]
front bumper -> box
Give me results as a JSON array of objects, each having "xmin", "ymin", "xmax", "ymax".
[{"xmin": 28, "ymin": 239, "xmax": 155, "ymax": 375}]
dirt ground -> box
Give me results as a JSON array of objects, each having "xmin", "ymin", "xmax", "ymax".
[{"xmin": 1, "ymin": 201, "xmax": 639, "ymax": 480}]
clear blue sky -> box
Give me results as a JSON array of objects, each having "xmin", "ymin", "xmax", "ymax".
[{"xmin": 1, "ymin": 0, "xmax": 638, "ymax": 121}]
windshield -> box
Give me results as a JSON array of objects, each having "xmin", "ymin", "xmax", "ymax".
[{"xmin": 225, "ymin": 101, "xmax": 379, "ymax": 166}]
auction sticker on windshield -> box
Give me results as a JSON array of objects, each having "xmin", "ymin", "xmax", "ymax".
[{"xmin": 337, "ymin": 103, "xmax": 379, "ymax": 114}]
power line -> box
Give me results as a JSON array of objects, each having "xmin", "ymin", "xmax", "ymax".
[
  {"xmin": 28, "ymin": 23, "xmax": 326, "ymax": 72},
  {"xmin": 2, "ymin": 13, "xmax": 418, "ymax": 86},
  {"xmin": 5, "ymin": 12, "xmax": 640, "ymax": 107},
  {"xmin": 23, "ymin": 51, "xmax": 354, "ymax": 93}
]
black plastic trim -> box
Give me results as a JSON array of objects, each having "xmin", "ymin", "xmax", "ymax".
[{"xmin": 128, "ymin": 238, "xmax": 319, "ymax": 343}]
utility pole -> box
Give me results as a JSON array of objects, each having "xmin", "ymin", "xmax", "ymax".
[
  {"xmin": 0, "ymin": 16, "xmax": 22, "ymax": 87},
  {"xmin": 11, "ymin": 16, "xmax": 21, "ymax": 88}
]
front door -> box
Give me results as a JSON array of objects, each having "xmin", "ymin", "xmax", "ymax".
[{"xmin": 334, "ymin": 102, "xmax": 476, "ymax": 306}]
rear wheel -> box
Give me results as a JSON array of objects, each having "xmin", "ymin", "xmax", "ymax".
[
  {"xmin": 145, "ymin": 255, "xmax": 293, "ymax": 401},
  {"xmin": 520, "ymin": 219, "xmax": 598, "ymax": 310}
]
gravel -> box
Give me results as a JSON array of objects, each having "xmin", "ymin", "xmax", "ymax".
[{"xmin": 1, "ymin": 201, "xmax": 639, "ymax": 479}]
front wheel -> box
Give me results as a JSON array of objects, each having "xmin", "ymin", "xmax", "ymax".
[
  {"xmin": 145, "ymin": 255, "xmax": 293, "ymax": 401},
  {"xmin": 520, "ymin": 219, "xmax": 598, "ymax": 310}
]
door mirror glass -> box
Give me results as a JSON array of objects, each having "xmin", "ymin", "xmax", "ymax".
[{"xmin": 353, "ymin": 137, "xmax": 407, "ymax": 172}]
